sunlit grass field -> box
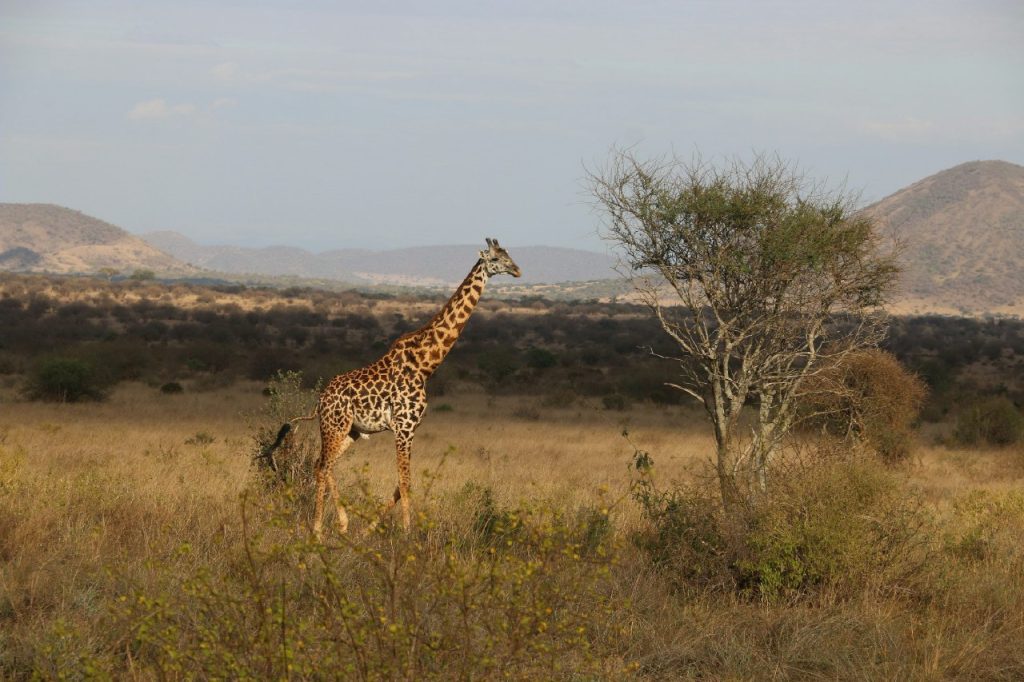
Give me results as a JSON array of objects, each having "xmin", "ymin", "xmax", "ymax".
[{"xmin": 2, "ymin": 382, "xmax": 1023, "ymax": 678}]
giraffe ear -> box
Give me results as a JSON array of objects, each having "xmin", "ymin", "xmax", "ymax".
[{"xmin": 485, "ymin": 238, "xmax": 494, "ymax": 249}]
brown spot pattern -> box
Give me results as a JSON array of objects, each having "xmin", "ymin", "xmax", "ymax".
[{"xmin": 309, "ymin": 258, "xmax": 501, "ymax": 539}]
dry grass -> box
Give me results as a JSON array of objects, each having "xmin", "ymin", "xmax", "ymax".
[{"xmin": 2, "ymin": 382, "xmax": 1023, "ymax": 678}]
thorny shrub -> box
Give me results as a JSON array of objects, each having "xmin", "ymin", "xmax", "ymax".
[
  {"xmin": 629, "ymin": 442, "xmax": 934, "ymax": 602},
  {"xmin": 248, "ymin": 371, "xmax": 322, "ymax": 489},
  {"xmin": 120, "ymin": 486, "xmax": 628, "ymax": 679}
]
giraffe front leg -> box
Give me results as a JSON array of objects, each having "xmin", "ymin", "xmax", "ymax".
[{"xmin": 394, "ymin": 432, "xmax": 413, "ymax": 532}]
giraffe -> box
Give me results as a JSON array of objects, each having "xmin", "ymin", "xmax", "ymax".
[{"xmin": 270, "ymin": 238, "xmax": 521, "ymax": 539}]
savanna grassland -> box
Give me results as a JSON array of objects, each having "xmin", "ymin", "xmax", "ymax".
[{"xmin": 2, "ymin": 273, "xmax": 1024, "ymax": 679}]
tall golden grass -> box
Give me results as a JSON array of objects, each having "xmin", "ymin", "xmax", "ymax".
[{"xmin": 1, "ymin": 382, "xmax": 1023, "ymax": 678}]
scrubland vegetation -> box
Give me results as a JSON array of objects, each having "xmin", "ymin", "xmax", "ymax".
[{"xmin": 1, "ymin": 273, "xmax": 1024, "ymax": 678}]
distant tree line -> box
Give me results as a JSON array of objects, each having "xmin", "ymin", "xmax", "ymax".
[{"xmin": 1, "ymin": 275, "xmax": 1022, "ymax": 419}]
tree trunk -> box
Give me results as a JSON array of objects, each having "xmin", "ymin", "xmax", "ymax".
[{"xmin": 716, "ymin": 447, "xmax": 743, "ymax": 509}]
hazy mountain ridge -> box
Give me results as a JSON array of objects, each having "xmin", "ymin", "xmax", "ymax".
[
  {"xmin": 863, "ymin": 160, "xmax": 1024, "ymax": 313},
  {"xmin": 142, "ymin": 231, "xmax": 620, "ymax": 286},
  {"xmin": 0, "ymin": 204, "xmax": 194, "ymax": 276},
  {"xmin": 4, "ymin": 159, "xmax": 1024, "ymax": 314}
]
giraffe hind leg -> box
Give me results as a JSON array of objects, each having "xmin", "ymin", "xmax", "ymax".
[
  {"xmin": 324, "ymin": 450, "xmax": 351, "ymax": 534},
  {"xmin": 313, "ymin": 416, "xmax": 355, "ymax": 540}
]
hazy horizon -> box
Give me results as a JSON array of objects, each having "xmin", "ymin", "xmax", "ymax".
[
  {"xmin": 2, "ymin": 1, "xmax": 1022, "ymax": 252},
  {"xmin": 142, "ymin": 229, "xmax": 609, "ymax": 253}
]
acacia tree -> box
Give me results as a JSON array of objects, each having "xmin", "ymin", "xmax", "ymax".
[{"xmin": 591, "ymin": 151, "xmax": 898, "ymax": 504}]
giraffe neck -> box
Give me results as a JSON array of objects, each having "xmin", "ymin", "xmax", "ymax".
[{"xmin": 394, "ymin": 259, "xmax": 490, "ymax": 377}]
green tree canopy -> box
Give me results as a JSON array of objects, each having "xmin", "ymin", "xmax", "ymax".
[{"xmin": 592, "ymin": 151, "xmax": 899, "ymax": 502}]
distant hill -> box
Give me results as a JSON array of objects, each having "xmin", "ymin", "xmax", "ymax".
[
  {"xmin": 142, "ymin": 231, "xmax": 620, "ymax": 286},
  {"xmin": 9, "ymin": 158, "xmax": 1024, "ymax": 315},
  {"xmin": 865, "ymin": 160, "xmax": 1024, "ymax": 314},
  {"xmin": 0, "ymin": 204, "xmax": 194, "ymax": 277}
]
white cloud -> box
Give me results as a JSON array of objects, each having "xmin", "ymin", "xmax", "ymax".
[{"xmin": 127, "ymin": 98, "xmax": 196, "ymax": 120}]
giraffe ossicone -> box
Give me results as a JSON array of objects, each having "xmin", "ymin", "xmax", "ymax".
[{"xmin": 269, "ymin": 238, "xmax": 521, "ymax": 539}]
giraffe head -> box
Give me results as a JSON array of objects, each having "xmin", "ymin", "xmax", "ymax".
[{"xmin": 479, "ymin": 238, "xmax": 521, "ymax": 278}]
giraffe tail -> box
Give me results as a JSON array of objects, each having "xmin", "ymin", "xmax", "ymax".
[
  {"xmin": 259, "ymin": 423, "xmax": 289, "ymax": 473},
  {"xmin": 288, "ymin": 409, "xmax": 319, "ymax": 427},
  {"xmin": 260, "ymin": 409, "xmax": 318, "ymax": 473}
]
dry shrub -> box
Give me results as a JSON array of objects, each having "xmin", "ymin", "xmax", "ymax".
[
  {"xmin": 630, "ymin": 466, "xmax": 732, "ymax": 591},
  {"xmin": 249, "ymin": 371, "xmax": 321, "ymax": 489},
  {"xmin": 944, "ymin": 489, "xmax": 1024, "ymax": 563},
  {"xmin": 731, "ymin": 458, "xmax": 932, "ymax": 600},
  {"xmin": 120, "ymin": 489, "xmax": 626, "ymax": 679},
  {"xmin": 630, "ymin": 448, "xmax": 933, "ymax": 602},
  {"xmin": 6, "ymin": 374, "xmax": 1024, "ymax": 678},
  {"xmin": 0, "ymin": 440, "xmax": 241, "ymax": 676},
  {"xmin": 801, "ymin": 349, "xmax": 927, "ymax": 462}
]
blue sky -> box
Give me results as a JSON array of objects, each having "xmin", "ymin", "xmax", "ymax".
[{"xmin": 1, "ymin": 1, "xmax": 1021, "ymax": 251}]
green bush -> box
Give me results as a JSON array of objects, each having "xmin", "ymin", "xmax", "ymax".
[
  {"xmin": 954, "ymin": 396, "xmax": 1024, "ymax": 446},
  {"xmin": 23, "ymin": 357, "xmax": 104, "ymax": 402},
  {"xmin": 731, "ymin": 461, "xmax": 931, "ymax": 600},
  {"xmin": 631, "ymin": 449, "xmax": 932, "ymax": 601}
]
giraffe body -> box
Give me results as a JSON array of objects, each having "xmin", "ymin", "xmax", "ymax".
[{"xmin": 297, "ymin": 239, "xmax": 520, "ymax": 538}]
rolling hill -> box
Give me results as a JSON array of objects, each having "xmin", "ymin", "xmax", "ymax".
[
  {"xmin": 0, "ymin": 204, "xmax": 194, "ymax": 277},
  {"xmin": 865, "ymin": 160, "xmax": 1024, "ymax": 314}
]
